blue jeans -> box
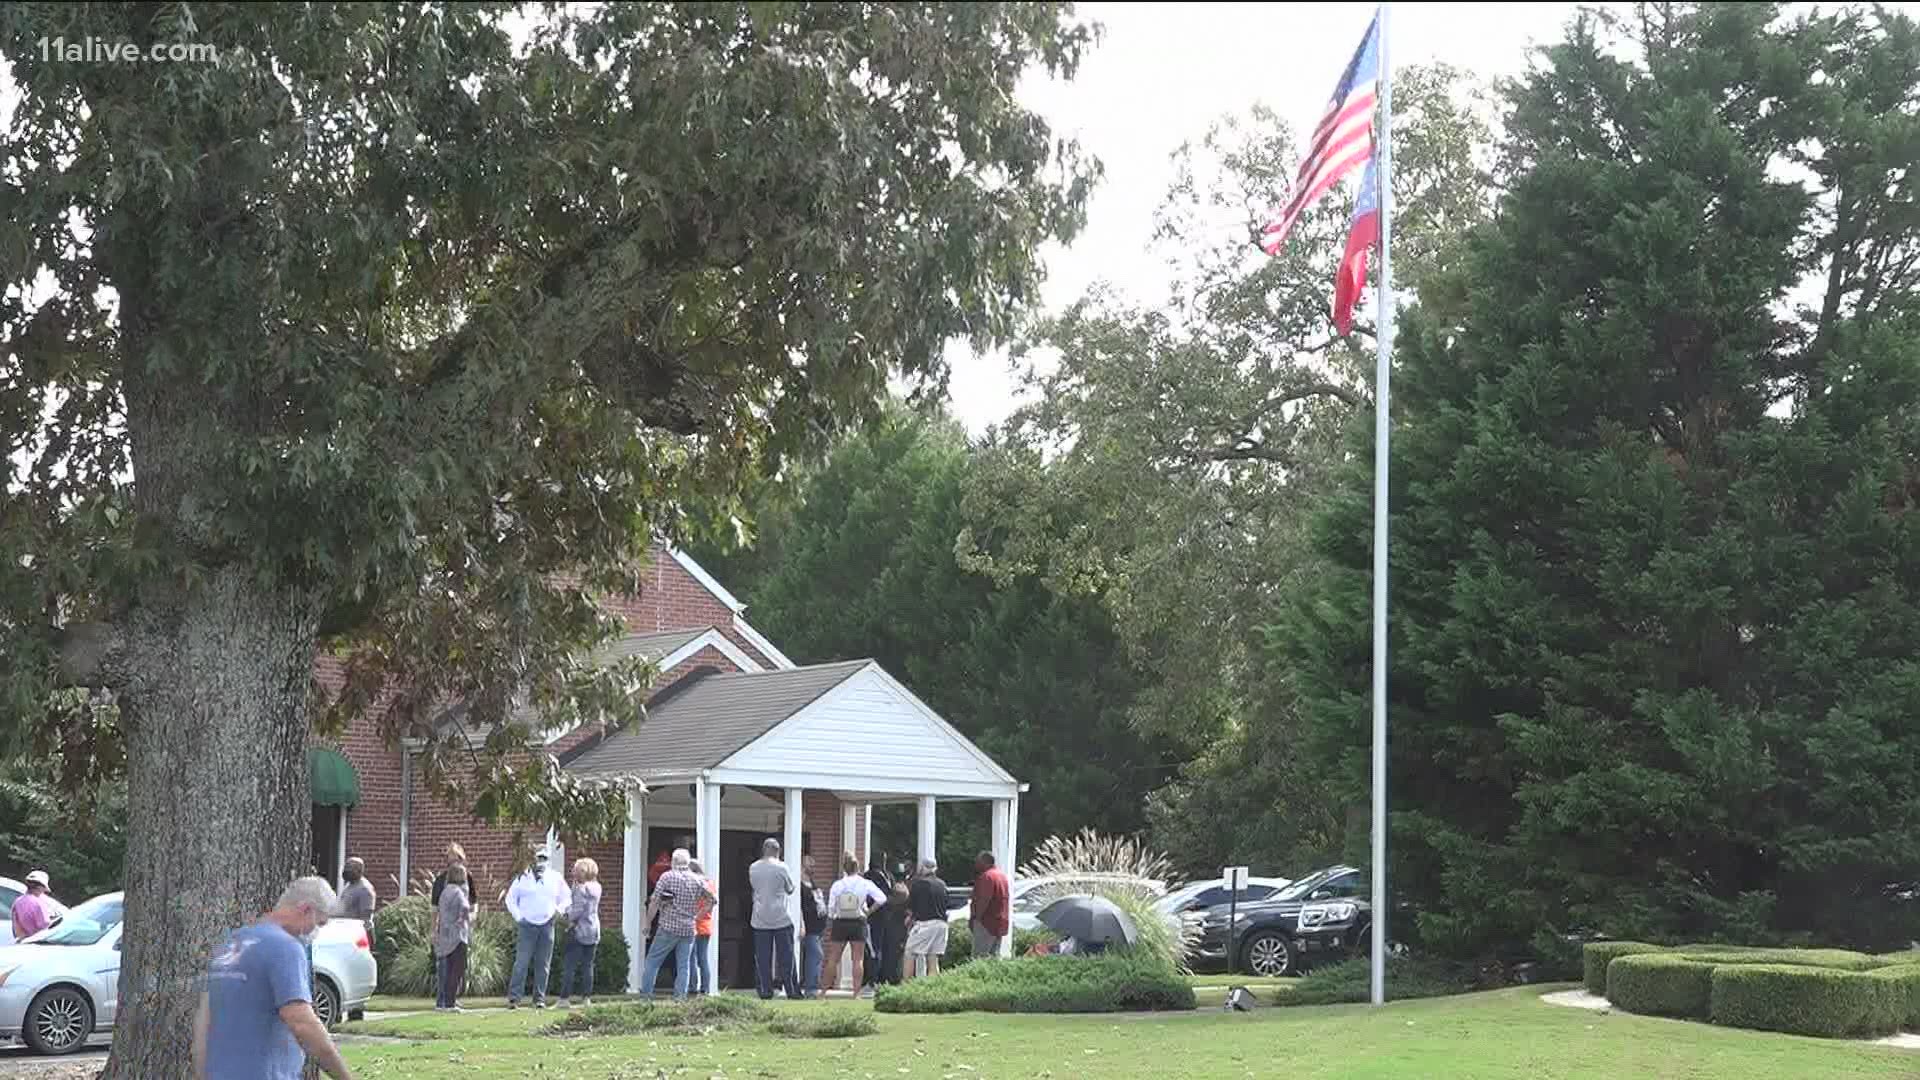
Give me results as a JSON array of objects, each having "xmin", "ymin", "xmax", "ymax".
[
  {"xmin": 511, "ymin": 920, "xmax": 555, "ymax": 1003},
  {"xmin": 640, "ymin": 932, "xmax": 695, "ymax": 1001},
  {"xmin": 692, "ymin": 935, "xmax": 712, "ymax": 994},
  {"xmin": 801, "ymin": 932, "xmax": 823, "ymax": 997},
  {"xmin": 560, "ymin": 937, "xmax": 597, "ymax": 999},
  {"xmin": 754, "ymin": 925, "xmax": 800, "ymax": 999}
]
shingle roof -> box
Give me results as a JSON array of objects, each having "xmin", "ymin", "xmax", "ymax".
[
  {"xmin": 586, "ymin": 627, "xmax": 712, "ymax": 666},
  {"xmin": 562, "ymin": 660, "xmax": 872, "ymax": 779}
]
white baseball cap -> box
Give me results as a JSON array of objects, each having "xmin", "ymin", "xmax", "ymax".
[{"xmin": 24, "ymin": 870, "xmax": 49, "ymax": 887}]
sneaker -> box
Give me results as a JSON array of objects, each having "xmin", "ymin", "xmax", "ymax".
[
  {"xmin": 449, "ymin": 1005, "xmax": 465, "ymax": 1013},
  {"xmin": 507, "ymin": 1000, "xmax": 520, "ymax": 1010},
  {"xmin": 535, "ymin": 1000, "xmax": 549, "ymax": 1009},
  {"xmin": 579, "ymin": 997, "xmax": 592, "ymax": 1007}
]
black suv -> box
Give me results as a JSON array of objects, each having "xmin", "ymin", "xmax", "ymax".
[{"xmin": 1189, "ymin": 865, "xmax": 1369, "ymax": 977}]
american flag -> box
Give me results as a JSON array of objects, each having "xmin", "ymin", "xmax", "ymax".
[{"xmin": 1259, "ymin": 10, "xmax": 1383, "ymax": 334}]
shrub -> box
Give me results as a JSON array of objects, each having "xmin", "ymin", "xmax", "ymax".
[
  {"xmin": 1015, "ymin": 830, "xmax": 1192, "ymax": 970},
  {"xmin": 943, "ymin": 919, "xmax": 1058, "ymax": 969},
  {"xmin": 1273, "ymin": 955, "xmax": 1475, "ymax": 1007},
  {"xmin": 1581, "ymin": 942, "xmax": 1665, "ymax": 996},
  {"xmin": 380, "ymin": 929, "xmax": 510, "ymax": 998},
  {"xmin": 874, "ymin": 952, "xmax": 1194, "ymax": 1014},
  {"xmin": 765, "ymin": 1010, "xmax": 880, "ymax": 1039},
  {"xmin": 1607, "ymin": 953, "xmax": 1714, "ymax": 1020},
  {"xmin": 546, "ymin": 995, "xmax": 767, "ymax": 1036},
  {"xmin": 1673, "ymin": 947, "xmax": 1881, "ymax": 972},
  {"xmin": 1869, "ymin": 964, "xmax": 1920, "ymax": 1028},
  {"xmin": 370, "ymin": 895, "xmax": 432, "ymax": 986},
  {"xmin": 1710, "ymin": 964, "xmax": 1902, "ymax": 1038}
]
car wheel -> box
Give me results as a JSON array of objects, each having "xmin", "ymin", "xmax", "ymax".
[
  {"xmin": 1242, "ymin": 931, "xmax": 1295, "ymax": 978},
  {"xmin": 313, "ymin": 977, "xmax": 342, "ymax": 1030},
  {"xmin": 24, "ymin": 986, "xmax": 94, "ymax": 1056}
]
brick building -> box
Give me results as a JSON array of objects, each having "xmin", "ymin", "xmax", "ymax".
[{"xmin": 309, "ymin": 543, "xmax": 1023, "ymax": 992}]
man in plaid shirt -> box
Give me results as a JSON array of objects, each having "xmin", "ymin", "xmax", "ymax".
[{"xmin": 640, "ymin": 848, "xmax": 716, "ymax": 1001}]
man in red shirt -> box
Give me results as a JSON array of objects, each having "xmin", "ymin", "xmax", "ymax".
[{"xmin": 969, "ymin": 851, "xmax": 1011, "ymax": 959}]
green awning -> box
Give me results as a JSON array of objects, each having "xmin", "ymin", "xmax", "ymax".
[{"xmin": 309, "ymin": 747, "xmax": 360, "ymax": 808}]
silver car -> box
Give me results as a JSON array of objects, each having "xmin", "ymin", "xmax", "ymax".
[{"xmin": 0, "ymin": 892, "xmax": 377, "ymax": 1056}]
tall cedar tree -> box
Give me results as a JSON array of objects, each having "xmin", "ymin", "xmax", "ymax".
[
  {"xmin": 0, "ymin": 5, "xmax": 1092, "ymax": 1075},
  {"xmin": 1283, "ymin": 2, "xmax": 1920, "ymax": 960},
  {"xmin": 694, "ymin": 409, "xmax": 1178, "ymax": 877}
]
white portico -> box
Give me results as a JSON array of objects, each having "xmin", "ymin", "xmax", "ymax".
[{"xmin": 562, "ymin": 658, "xmax": 1024, "ymax": 993}]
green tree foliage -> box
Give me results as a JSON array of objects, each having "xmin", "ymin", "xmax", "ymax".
[
  {"xmin": 692, "ymin": 409, "xmax": 1179, "ymax": 875},
  {"xmin": 0, "ymin": 5, "xmax": 1092, "ymax": 1074},
  {"xmin": 1282, "ymin": 3, "xmax": 1920, "ymax": 958},
  {"xmin": 0, "ymin": 762, "xmax": 126, "ymax": 902},
  {"xmin": 957, "ymin": 67, "xmax": 1493, "ymax": 877}
]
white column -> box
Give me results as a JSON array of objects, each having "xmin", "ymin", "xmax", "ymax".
[
  {"xmin": 624, "ymin": 790, "xmax": 645, "ymax": 993},
  {"xmin": 840, "ymin": 802, "xmax": 859, "ymax": 864},
  {"xmin": 916, "ymin": 796, "xmax": 937, "ymax": 869},
  {"xmin": 784, "ymin": 788, "xmax": 805, "ymax": 970},
  {"xmin": 838, "ymin": 801, "xmax": 858, "ymax": 989},
  {"xmin": 862, "ymin": 804, "xmax": 873, "ymax": 868},
  {"xmin": 335, "ymin": 810, "xmax": 348, "ymax": 892},
  {"xmin": 991, "ymin": 797, "xmax": 1016, "ymax": 957},
  {"xmin": 695, "ymin": 780, "xmax": 722, "ymax": 995}
]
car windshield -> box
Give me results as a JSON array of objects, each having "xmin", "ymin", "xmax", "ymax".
[
  {"xmin": 1274, "ymin": 870, "xmax": 1339, "ymax": 902},
  {"xmin": 1155, "ymin": 883, "xmax": 1210, "ymax": 913},
  {"xmin": 28, "ymin": 895, "xmax": 122, "ymax": 947}
]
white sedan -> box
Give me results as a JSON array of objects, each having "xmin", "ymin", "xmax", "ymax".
[
  {"xmin": 0, "ymin": 892, "xmax": 377, "ymax": 1056},
  {"xmin": 0, "ymin": 878, "xmax": 70, "ymax": 948}
]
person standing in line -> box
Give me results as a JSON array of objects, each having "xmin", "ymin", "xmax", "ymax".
[
  {"xmin": 433, "ymin": 864, "xmax": 474, "ymax": 1012},
  {"xmin": 639, "ymin": 848, "xmax": 714, "ymax": 1002},
  {"xmin": 798, "ymin": 854, "xmax": 827, "ymax": 998},
  {"xmin": 337, "ymin": 858, "xmax": 376, "ymax": 920},
  {"xmin": 560, "ymin": 857, "xmax": 602, "ymax": 1006},
  {"xmin": 687, "ymin": 857, "xmax": 716, "ymax": 995},
  {"xmin": 748, "ymin": 837, "xmax": 801, "ymax": 999},
  {"xmin": 193, "ymin": 876, "xmax": 353, "ymax": 1080},
  {"xmin": 505, "ymin": 850, "xmax": 568, "ymax": 1008},
  {"xmin": 428, "ymin": 842, "xmax": 467, "ymax": 1002},
  {"xmin": 821, "ymin": 853, "xmax": 887, "ymax": 999},
  {"xmin": 877, "ymin": 883, "xmax": 910, "ymax": 984},
  {"xmin": 903, "ymin": 859, "xmax": 950, "ymax": 981},
  {"xmin": 970, "ymin": 851, "xmax": 1011, "ymax": 959},
  {"xmin": 8, "ymin": 870, "xmax": 53, "ymax": 942}
]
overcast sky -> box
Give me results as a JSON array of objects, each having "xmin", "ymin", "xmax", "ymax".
[{"xmin": 938, "ymin": 1, "xmax": 1601, "ymax": 434}]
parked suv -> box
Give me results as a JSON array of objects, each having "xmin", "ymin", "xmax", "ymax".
[{"xmin": 1191, "ymin": 865, "xmax": 1369, "ymax": 977}]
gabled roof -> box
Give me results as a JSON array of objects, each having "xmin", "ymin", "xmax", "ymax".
[
  {"xmin": 587, "ymin": 627, "xmax": 710, "ymax": 664},
  {"xmin": 561, "ymin": 660, "xmax": 871, "ymax": 779}
]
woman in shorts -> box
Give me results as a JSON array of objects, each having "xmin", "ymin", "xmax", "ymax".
[{"xmin": 821, "ymin": 852, "xmax": 887, "ymax": 998}]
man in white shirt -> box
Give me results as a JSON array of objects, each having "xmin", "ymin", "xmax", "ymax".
[
  {"xmin": 748, "ymin": 838, "xmax": 800, "ymax": 999},
  {"xmin": 505, "ymin": 850, "xmax": 569, "ymax": 1008}
]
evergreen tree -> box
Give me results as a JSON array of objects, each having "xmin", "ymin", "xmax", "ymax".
[{"xmin": 1284, "ymin": 2, "xmax": 1920, "ymax": 958}]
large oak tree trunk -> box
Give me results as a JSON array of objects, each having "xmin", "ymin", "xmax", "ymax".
[{"xmin": 98, "ymin": 569, "xmax": 318, "ymax": 1080}]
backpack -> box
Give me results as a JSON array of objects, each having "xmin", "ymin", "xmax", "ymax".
[{"xmin": 831, "ymin": 882, "xmax": 869, "ymax": 920}]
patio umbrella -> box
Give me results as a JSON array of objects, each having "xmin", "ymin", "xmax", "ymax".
[{"xmin": 1036, "ymin": 895, "xmax": 1139, "ymax": 946}]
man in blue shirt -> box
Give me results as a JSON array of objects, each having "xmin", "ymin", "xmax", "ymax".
[{"xmin": 193, "ymin": 876, "xmax": 354, "ymax": 1080}]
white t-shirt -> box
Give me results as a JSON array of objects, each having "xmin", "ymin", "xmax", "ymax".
[{"xmin": 827, "ymin": 874, "xmax": 886, "ymax": 920}]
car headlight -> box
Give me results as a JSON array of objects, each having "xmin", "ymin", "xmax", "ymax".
[{"xmin": 1298, "ymin": 902, "xmax": 1358, "ymax": 928}]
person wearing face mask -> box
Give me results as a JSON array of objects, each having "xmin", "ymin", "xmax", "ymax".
[
  {"xmin": 505, "ymin": 850, "xmax": 569, "ymax": 1008},
  {"xmin": 193, "ymin": 876, "xmax": 353, "ymax": 1080}
]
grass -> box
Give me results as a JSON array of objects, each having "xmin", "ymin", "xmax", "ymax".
[{"xmin": 339, "ymin": 985, "xmax": 1918, "ymax": 1078}]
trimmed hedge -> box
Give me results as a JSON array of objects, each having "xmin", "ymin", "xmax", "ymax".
[
  {"xmin": 1870, "ymin": 965, "xmax": 1920, "ymax": 1028},
  {"xmin": 1607, "ymin": 953, "xmax": 1715, "ymax": 1019},
  {"xmin": 1710, "ymin": 964, "xmax": 1901, "ymax": 1038},
  {"xmin": 1583, "ymin": 941, "xmax": 1664, "ymax": 996},
  {"xmin": 874, "ymin": 952, "xmax": 1194, "ymax": 1014}
]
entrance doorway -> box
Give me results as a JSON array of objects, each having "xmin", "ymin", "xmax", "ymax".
[
  {"xmin": 642, "ymin": 826, "xmax": 780, "ymax": 990},
  {"xmin": 311, "ymin": 806, "xmax": 346, "ymax": 886}
]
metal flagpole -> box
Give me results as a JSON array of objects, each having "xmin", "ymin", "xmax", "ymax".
[{"xmin": 1369, "ymin": 0, "xmax": 1394, "ymax": 1009}]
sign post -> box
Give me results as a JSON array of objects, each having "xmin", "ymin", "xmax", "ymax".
[{"xmin": 1223, "ymin": 865, "xmax": 1249, "ymax": 976}]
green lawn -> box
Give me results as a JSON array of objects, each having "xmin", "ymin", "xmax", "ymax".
[{"xmin": 340, "ymin": 985, "xmax": 1918, "ymax": 1078}]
